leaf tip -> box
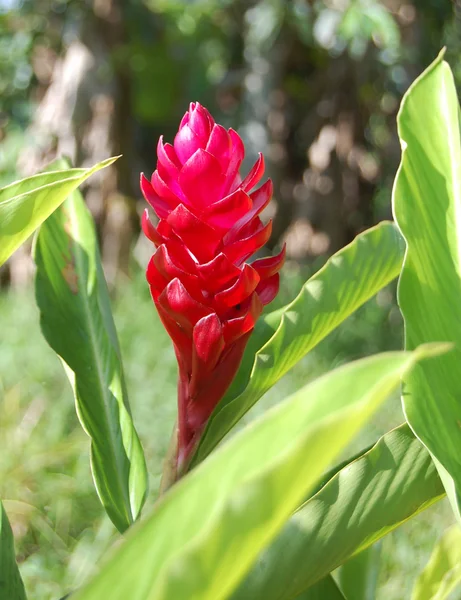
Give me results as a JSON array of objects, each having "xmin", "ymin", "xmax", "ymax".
[
  {"xmin": 414, "ymin": 342, "xmax": 454, "ymax": 362},
  {"xmin": 92, "ymin": 155, "xmax": 122, "ymax": 172}
]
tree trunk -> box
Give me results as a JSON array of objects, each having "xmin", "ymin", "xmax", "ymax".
[{"xmin": 14, "ymin": 0, "xmax": 143, "ymax": 288}]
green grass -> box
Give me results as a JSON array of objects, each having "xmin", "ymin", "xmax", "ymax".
[{"xmin": 0, "ymin": 266, "xmax": 455, "ymax": 600}]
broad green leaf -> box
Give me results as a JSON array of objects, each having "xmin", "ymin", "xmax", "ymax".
[
  {"xmin": 73, "ymin": 347, "xmax": 437, "ymax": 600},
  {"xmin": 0, "ymin": 156, "xmax": 118, "ymax": 267},
  {"xmin": 232, "ymin": 423, "xmax": 445, "ymax": 600},
  {"xmin": 34, "ymin": 166, "xmax": 147, "ymax": 533},
  {"xmin": 393, "ymin": 50, "xmax": 461, "ymax": 518},
  {"xmin": 335, "ymin": 543, "xmax": 382, "ymax": 600},
  {"xmin": 412, "ymin": 525, "xmax": 461, "ymax": 600},
  {"xmin": 191, "ymin": 221, "xmax": 405, "ymax": 467},
  {"xmin": 0, "ymin": 501, "xmax": 27, "ymax": 600}
]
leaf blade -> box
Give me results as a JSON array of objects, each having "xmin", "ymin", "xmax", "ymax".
[
  {"xmin": 73, "ymin": 347, "xmax": 436, "ymax": 600},
  {"xmin": 393, "ymin": 51, "xmax": 461, "ymax": 518},
  {"xmin": 34, "ymin": 174, "xmax": 147, "ymax": 533},
  {"xmin": 411, "ymin": 525, "xmax": 461, "ymax": 600},
  {"xmin": 335, "ymin": 543, "xmax": 382, "ymax": 600},
  {"xmin": 191, "ymin": 221, "xmax": 405, "ymax": 467},
  {"xmin": 0, "ymin": 501, "xmax": 27, "ymax": 600},
  {"xmin": 293, "ymin": 577, "xmax": 346, "ymax": 600},
  {"xmin": 0, "ymin": 156, "xmax": 118, "ymax": 266},
  {"xmin": 232, "ymin": 423, "xmax": 445, "ymax": 600}
]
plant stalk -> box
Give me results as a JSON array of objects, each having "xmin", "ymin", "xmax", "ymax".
[{"xmin": 159, "ymin": 421, "xmax": 178, "ymax": 495}]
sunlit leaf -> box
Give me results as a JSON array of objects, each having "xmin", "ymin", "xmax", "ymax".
[
  {"xmin": 191, "ymin": 221, "xmax": 405, "ymax": 467},
  {"xmin": 73, "ymin": 347, "xmax": 439, "ymax": 600},
  {"xmin": 0, "ymin": 156, "xmax": 118, "ymax": 266},
  {"xmin": 34, "ymin": 160, "xmax": 147, "ymax": 533},
  {"xmin": 232, "ymin": 423, "xmax": 444, "ymax": 599},
  {"xmin": 411, "ymin": 525, "xmax": 461, "ymax": 600},
  {"xmin": 393, "ymin": 50, "xmax": 461, "ymax": 519}
]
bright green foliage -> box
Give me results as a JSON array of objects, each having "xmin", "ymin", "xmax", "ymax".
[
  {"xmin": 233, "ymin": 423, "xmax": 445, "ymax": 599},
  {"xmin": 411, "ymin": 525, "xmax": 461, "ymax": 600},
  {"xmin": 72, "ymin": 347, "xmax": 438, "ymax": 600},
  {"xmin": 191, "ymin": 221, "xmax": 405, "ymax": 467},
  {"xmin": 0, "ymin": 502, "xmax": 27, "ymax": 600},
  {"xmin": 34, "ymin": 164, "xmax": 147, "ymax": 533},
  {"xmin": 393, "ymin": 51, "xmax": 461, "ymax": 520},
  {"xmin": 0, "ymin": 157, "xmax": 118, "ymax": 267},
  {"xmin": 336, "ymin": 543, "xmax": 382, "ymax": 600}
]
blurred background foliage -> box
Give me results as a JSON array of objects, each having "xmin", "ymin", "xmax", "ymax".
[
  {"xmin": 0, "ymin": 0, "xmax": 459, "ymax": 599},
  {"xmin": 0, "ymin": 0, "xmax": 457, "ymax": 283}
]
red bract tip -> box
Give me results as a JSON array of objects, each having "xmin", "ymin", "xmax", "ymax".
[{"xmin": 141, "ymin": 102, "xmax": 284, "ymax": 472}]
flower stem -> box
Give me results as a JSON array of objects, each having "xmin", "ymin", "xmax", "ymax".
[{"xmin": 159, "ymin": 421, "xmax": 178, "ymax": 495}]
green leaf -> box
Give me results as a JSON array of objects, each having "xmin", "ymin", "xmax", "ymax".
[
  {"xmin": 191, "ymin": 221, "xmax": 405, "ymax": 467},
  {"xmin": 73, "ymin": 347, "xmax": 438, "ymax": 600},
  {"xmin": 232, "ymin": 423, "xmax": 445, "ymax": 600},
  {"xmin": 0, "ymin": 501, "xmax": 27, "ymax": 600},
  {"xmin": 411, "ymin": 525, "xmax": 461, "ymax": 600},
  {"xmin": 0, "ymin": 156, "xmax": 118, "ymax": 267},
  {"xmin": 393, "ymin": 50, "xmax": 461, "ymax": 519},
  {"xmin": 294, "ymin": 577, "xmax": 346, "ymax": 600},
  {"xmin": 34, "ymin": 167, "xmax": 147, "ymax": 533},
  {"xmin": 335, "ymin": 543, "xmax": 382, "ymax": 600}
]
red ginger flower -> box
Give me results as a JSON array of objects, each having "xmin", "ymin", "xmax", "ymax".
[{"xmin": 141, "ymin": 102, "xmax": 285, "ymax": 469}]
